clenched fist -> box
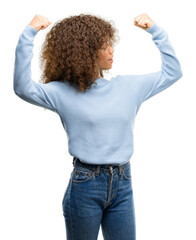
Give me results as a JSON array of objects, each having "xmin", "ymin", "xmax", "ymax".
[
  {"xmin": 29, "ymin": 14, "xmax": 52, "ymax": 31},
  {"xmin": 134, "ymin": 13, "xmax": 154, "ymax": 30}
]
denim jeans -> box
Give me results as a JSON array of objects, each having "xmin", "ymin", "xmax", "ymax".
[{"xmin": 62, "ymin": 157, "xmax": 136, "ymax": 240}]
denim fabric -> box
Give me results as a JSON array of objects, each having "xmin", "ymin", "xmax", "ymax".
[{"xmin": 62, "ymin": 157, "xmax": 136, "ymax": 240}]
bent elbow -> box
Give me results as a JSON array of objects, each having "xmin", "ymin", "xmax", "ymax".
[
  {"xmin": 13, "ymin": 83, "xmax": 22, "ymax": 97},
  {"xmin": 13, "ymin": 83, "xmax": 26, "ymax": 99},
  {"xmin": 175, "ymin": 68, "xmax": 183, "ymax": 80},
  {"xmin": 169, "ymin": 66, "xmax": 183, "ymax": 82}
]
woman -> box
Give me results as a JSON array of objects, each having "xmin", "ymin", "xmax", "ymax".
[{"xmin": 13, "ymin": 13, "xmax": 183, "ymax": 240}]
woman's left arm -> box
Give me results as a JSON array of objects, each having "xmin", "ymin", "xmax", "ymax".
[{"xmin": 133, "ymin": 13, "xmax": 183, "ymax": 103}]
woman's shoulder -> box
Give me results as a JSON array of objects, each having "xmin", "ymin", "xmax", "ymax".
[{"xmin": 111, "ymin": 74, "xmax": 140, "ymax": 85}]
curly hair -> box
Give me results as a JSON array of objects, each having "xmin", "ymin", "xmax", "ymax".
[{"xmin": 39, "ymin": 13, "xmax": 120, "ymax": 93}]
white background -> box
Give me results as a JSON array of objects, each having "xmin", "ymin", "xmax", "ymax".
[{"xmin": 1, "ymin": 0, "xmax": 196, "ymax": 239}]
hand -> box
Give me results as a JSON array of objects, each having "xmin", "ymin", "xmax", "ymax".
[
  {"xmin": 134, "ymin": 13, "xmax": 154, "ymax": 30},
  {"xmin": 29, "ymin": 14, "xmax": 52, "ymax": 31}
]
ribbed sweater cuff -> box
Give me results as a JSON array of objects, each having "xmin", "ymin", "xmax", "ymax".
[
  {"xmin": 146, "ymin": 22, "xmax": 160, "ymax": 34},
  {"xmin": 23, "ymin": 24, "xmax": 38, "ymax": 38}
]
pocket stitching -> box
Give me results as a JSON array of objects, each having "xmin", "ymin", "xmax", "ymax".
[
  {"xmin": 72, "ymin": 170, "xmax": 95, "ymax": 183},
  {"xmin": 122, "ymin": 168, "xmax": 132, "ymax": 180},
  {"xmin": 74, "ymin": 167, "xmax": 92, "ymax": 175}
]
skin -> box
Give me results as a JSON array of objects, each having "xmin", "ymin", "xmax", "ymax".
[
  {"xmin": 29, "ymin": 13, "xmax": 154, "ymax": 75},
  {"xmin": 97, "ymin": 38, "xmax": 114, "ymax": 72},
  {"xmin": 96, "ymin": 13, "xmax": 154, "ymax": 72}
]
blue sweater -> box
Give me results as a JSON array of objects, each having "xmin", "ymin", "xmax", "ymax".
[{"xmin": 13, "ymin": 23, "xmax": 183, "ymax": 165}]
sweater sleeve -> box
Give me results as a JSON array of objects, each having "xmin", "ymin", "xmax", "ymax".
[
  {"xmin": 133, "ymin": 23, "xmax": 183, "ymax": 103},
  {"xmin": 13, "ymin": 25, "xmax": 58, "ymax": 113}
]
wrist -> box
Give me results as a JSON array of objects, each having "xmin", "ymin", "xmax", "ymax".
[{"xmin": 29, "ymin": 24, "xmax": 39, "ymax": 31}]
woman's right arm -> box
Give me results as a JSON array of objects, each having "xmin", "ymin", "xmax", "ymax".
[{"xmin": 13, "ymin": 15, "xmax": 58, "ymax": 112}]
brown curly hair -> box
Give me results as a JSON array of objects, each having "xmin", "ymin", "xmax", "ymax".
[{"xmin": 39, "ymin": 13, "xmax": 120, "ymax": 93}]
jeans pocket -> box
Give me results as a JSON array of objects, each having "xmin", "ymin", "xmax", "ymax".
[
  {"xmin": 122, "ymin": 165, "xmax": 132, "ymax": 180},
  {"xmin": 72, "ymin": 167, "xmax": 95, "ymax": 183}
]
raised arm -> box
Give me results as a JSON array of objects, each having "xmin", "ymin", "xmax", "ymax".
[
  {"xmin": 133, "ymin": 13, "xmax": 183, "ymax": 103},
  {"xmin": 13, "ymin": 15, "xmax": 58, "ymax": 112}
]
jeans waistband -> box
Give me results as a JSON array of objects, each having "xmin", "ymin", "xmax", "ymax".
[{"xmin": 72, "ymin": 156, "xmax": 130, "ymax": 176}]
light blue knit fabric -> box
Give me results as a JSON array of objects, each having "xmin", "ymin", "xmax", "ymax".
[{"xmin": 13, "ymin": 23, "xmax": 183, "ymax": 164}]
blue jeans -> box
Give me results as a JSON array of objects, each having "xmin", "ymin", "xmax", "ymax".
[{"xmin": 62, "ymin": 157, "xmax": 136, "ymax": 240}]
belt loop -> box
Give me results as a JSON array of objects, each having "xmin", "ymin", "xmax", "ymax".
[
  {"xmin": 118, "ymin": 165, "xmax": 123, "ymax": 175},
  {"xmin": 72, "ymin": 157, "xmax": 76, "ymax": 167},
  {"xmin": 95, "ymin": 165, "xmax": 101, "ymax": 176}
]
